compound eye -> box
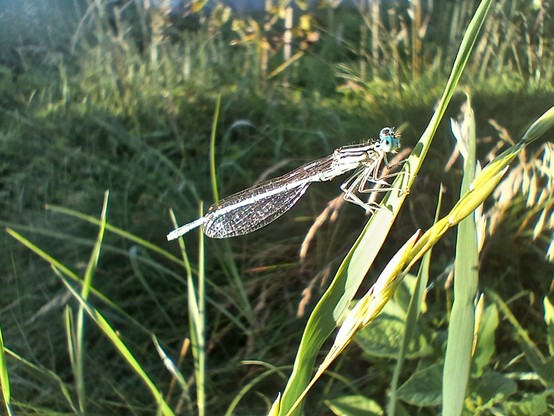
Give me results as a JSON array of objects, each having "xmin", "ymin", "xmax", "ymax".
[{"xmin": 378, "ymin": 127, "xmax": 399, "ymax": 153}]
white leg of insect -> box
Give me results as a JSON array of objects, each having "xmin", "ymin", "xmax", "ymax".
[
  {"xmin": 358, "ymin": 155, "xmax": 409, "ymax": 194},
  {"xmin": 340, "ymin": 166, "xmax": 383, "ymax": 212}
]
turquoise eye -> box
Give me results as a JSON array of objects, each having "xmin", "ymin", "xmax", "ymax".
[{"xmin": 378, "ymin": 127, "xmax": 400, "ymax": 153}]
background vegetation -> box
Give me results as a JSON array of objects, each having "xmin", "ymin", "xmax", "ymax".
[{"xmin": 0, "ymin": 0, "xmax": 553, "ymax": 414}]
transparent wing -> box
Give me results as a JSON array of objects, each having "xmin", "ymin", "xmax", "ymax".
[
  {"xmin": 200, "ymin": 156, "xmax": 338, "ymax": 238},
  {"xmin": 203, "ymin": 182, "xmax": 311, "ymax": 238}
]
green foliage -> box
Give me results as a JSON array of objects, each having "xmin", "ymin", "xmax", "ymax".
[
  {"xmin": 0, "ymin": 0, "xmax": 553, "ymax": 415},
  {"xmin": 326, "ymin": 394, "xmax": 384, "ymax": 416}
]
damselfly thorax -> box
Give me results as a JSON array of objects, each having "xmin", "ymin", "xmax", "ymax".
[{"xmin": 167, "ymin": 127, "xmax": 401, "ymax": 240}]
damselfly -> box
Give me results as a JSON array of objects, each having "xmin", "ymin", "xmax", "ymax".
[{"xmin": 167, "ymin": 127, "xmax": 401, "ymax": 240}]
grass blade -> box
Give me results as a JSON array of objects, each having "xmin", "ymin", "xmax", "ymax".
[
  {"xmin": 170, "ymin": 207, "xmax": 206, "ymax": 416},
  {"xmin": 0, "ymin": 325, "xmax": 13, "ymax": 416},
  {"xmin": 3, "ymin": 347, "xmax": 78, "ymax": 412},
  {"xmin": 59, "ymin": 275, "xmax": 176, "ymax": 416},
  {"xmin": 284, "ymin": 231, "xmax": 421, "ymax": 416},
  {"xmin": 210, "ymin": 95, "xmax": 222, "ymax": 203},
  {"xmin": 443, "ymin": 98, "xmax": 478, "ymax": 416},
  {"xmin": 45, "ymin": 204, "xmax": 185, "ymax": 267},
  {"xmin": 489, "ymin": 291, "xmax": 552, "ymax": 385},
  {"xmin": 73, "ymin": 190, "xmax": 109, "ymax": 412}
]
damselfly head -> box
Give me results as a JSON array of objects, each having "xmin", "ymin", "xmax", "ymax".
[{"xmin": 378, "ymin": 127, "xmax": 401, "ymax": 154}]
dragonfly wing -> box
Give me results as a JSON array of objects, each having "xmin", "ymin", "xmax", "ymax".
[{"xmin": 203, "ymin": 182, "xmax": 311, "ymax": 238}]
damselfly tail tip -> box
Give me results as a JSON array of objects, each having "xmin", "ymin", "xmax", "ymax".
[
  {"xmin": 166, "ymin": 229, "xmax": 181, "ymax": 241},
  {"xmin": 166, "ymin": 217, "xmax": 206, "ymax": 241}
]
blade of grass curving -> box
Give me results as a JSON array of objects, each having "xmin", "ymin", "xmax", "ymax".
[
  {"xmin": 389, "ymin": 185, "xmax": 444, "ymax": 416},
  {"xmin": 520, "ymin": 106, "xmax": 554, "ymax": 146},
  {"xmin": 208, "ymin": 95, "xmax": 254, "ymax": 324},
  {"xmin": 3, "ymin": 347, "xmax": 78, "ymax": 412},
  {"xmin": 284, "ymin": 231, "xmax": 421, "ymax": 416},
  {"xmin": 152, "ymin": 336, "xmax": 191, "ymax": 404},
  {"xmin": 0, "ymin": 325, "xmax": 13, "ymax": 416},
  {"xmin": 45, "ymin": 204, "xmax": 185, "ymax": 266},
  {"xmin": 4, "ymin": 229, "xmax": 121, "ymax": 307},
  {"xmin": 2, "ymin": 215, "xmax": 187, "ymax": 282},
  {"xmin": 488, "ymin": 291, "xmax": 552, "ymax": 385},
  {"xmin": 443, "ymin": 98, "xmax": 478, "ymax": 416},
  {"xmin": 277, "ymin": 1, "xmax": 494, "ymax": 414},
  {"xmin": 225, "ymin": 363, "xmax": 289, "ymax": 416},
  {"xmin": 5, "ymin": 228, "xmax": 164, "ymax": 349},
  {"xmin": 210, "ymin": 95, "xmax": 221, "ymax": 204},
  {"xmin": 58, "ymin": 273, "xmax": 175, "ymax": 416},
  {"xmin": 171, "ymin": 206, "xmax": 207, "ymax": 416},
  {"xmin": 73, "ymin": 190, "xmax": 109, "ymax": 413}
]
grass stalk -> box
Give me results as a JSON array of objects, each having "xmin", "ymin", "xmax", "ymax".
[
  {"xmin": 193, "ymin": 220, "xmax": 206, "ymax": 416},
  {"xmin": 210, "ymin": 96, "xmax": 222, "ymax": 204},
  {"xmin": 59, "ymin": 275, "xmax": 175, "ymax": 416},
  {"xmin": 442, "ymin": 98, "xmax": 479, "ymax": 416},
  {"xmin": 171, "ymin": 207, "xmax": 206, "ymax": 416},
  {"xmin": 73, "ymin": 190, "xmax": 109, "ymax": 412},
  {"xmin": 0, "ymin": 325, "xmax": 13, "ymax": 416},
  {"xmin": 205, "ymin": 95, "xmax": 255, "ymax": 324},
  {"xmin": 284, "ymin": 231, "xmax": 421, "ymax": 416}
]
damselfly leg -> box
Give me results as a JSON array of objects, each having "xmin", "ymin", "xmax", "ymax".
[{"xmin": 339, "ymin": 153, "xmax": 407, "ymax": 212}]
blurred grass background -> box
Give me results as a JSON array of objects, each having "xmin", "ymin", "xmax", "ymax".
[{"xmin": 0, "ymin": 0, "xmax": 553, "ymax": 414}]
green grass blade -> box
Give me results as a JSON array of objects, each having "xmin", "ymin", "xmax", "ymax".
[
  {"xmin": 45, "ymin": 204, "xmax": 185, "ymax": 266},
  {"xmin": 521, "ymin": 106, "xmax": 554, "ymax": 146},
  {"xmin": 489, "ymin": 291, "xmax": 552, "ymax": 384},
  {"xmin": 277, "ymin": 1, "xmax": 494, "ymax": 414},
  {"xmin": 443, "ymin": 99, "xmax": 478, "ymax": 416},
  {"xmin": 4, "ymin": 229, "xmax": 118, "ymax": 306},
  {"xmin": 0, "ymin": 325, "xmax": 13, "ymax": 416},
  {"xmin": 5, "ymin": 227, "xmax": 164, "ymax": 339},
  {"xmin": 63, "ymin": 307, "xmax": 77, "ymax": 406},
  {"xmin": 3, "ymin": 347, "xmax": 78, "ymax": 412},
  {"xmin": 171, "ymin": 206, "xmax": 207, "ymax": 416},
  {"xmin": 207, "ymin": 96, "xmax": 255, "ymax": 324},
  {"xmin": 75, "ymin": 190, "xmax": 109, "ymax": 412},
  {"xmin": 284, "ymin": 231, "xmax": 421, "ymax": 416},
  {"xmin": 82, "ymin": 190, "xmax": 109, "ymax": 299},
  {"xmin": 59, "ymin": 275, "xmax": 176, "ymax": 416},
  {"xmin": 152, "ymin": 336, "xmax": 191, "ymax": 404},
  {"xmin": 210, "ymin": 95, "xmax": 222, "ymax": 204},
  {"xmin": 193, "ymin": 223, "xmax": 206, "ymax": 416},
  {"xmin": 225, "ymin": 363, "xmax": 288, "ymax": 416}
]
